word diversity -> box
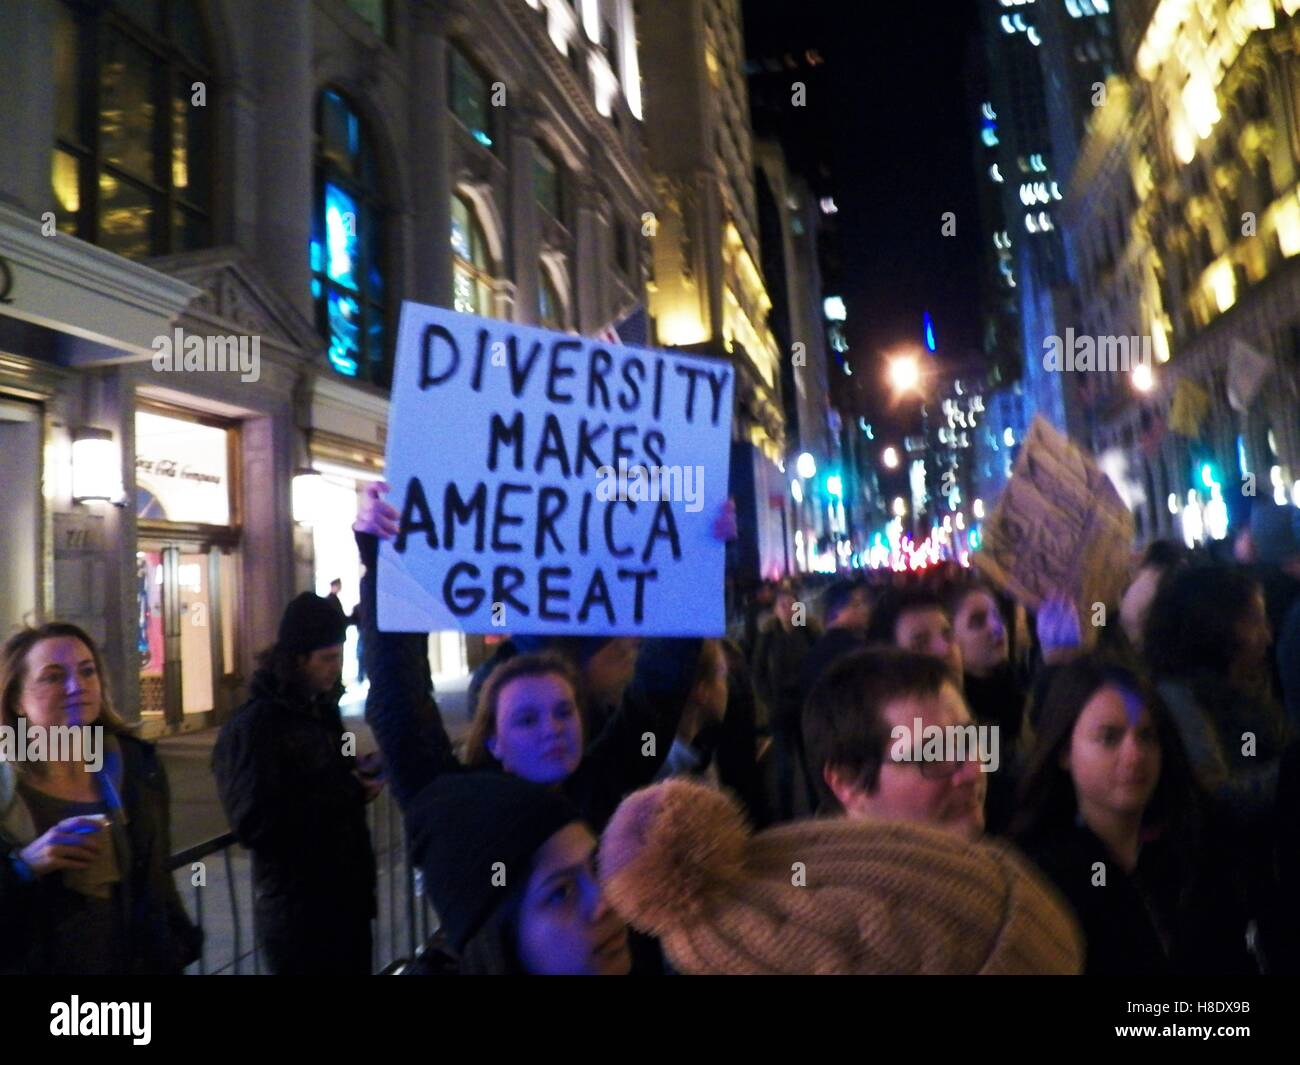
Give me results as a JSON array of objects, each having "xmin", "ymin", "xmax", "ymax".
[{"xmin": 0, "ymin": 720, "xmax": 104, "ymax": 772}]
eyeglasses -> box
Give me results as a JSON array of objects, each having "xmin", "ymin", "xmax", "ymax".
[{"xmin": 886, "ymin": 754, "xmax": 986, "ymax": 780}]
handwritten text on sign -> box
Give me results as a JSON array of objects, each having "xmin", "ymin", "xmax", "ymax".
[{"xmin": 377, "ymin": 302, "xmax": 734, "ymax": 636}]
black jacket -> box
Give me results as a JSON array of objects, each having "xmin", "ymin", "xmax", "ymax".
[
  {"xmin": 1019, "ymin": 820, "xmax": 1255, "ymax": 975},
  {"xmin": 212, "ymin": 668, "xmax": 376, "ymax": 925},
  {"xmin": 357, "ymin": 531, "xmax": 700, "ymax": 831},
  {"xmin": 0, "ymin": 735, "xmax": 201, "ymax": 975}
]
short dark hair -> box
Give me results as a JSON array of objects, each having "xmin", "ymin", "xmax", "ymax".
[
  {"xmin": 822, "ymin": 581, "xmax": 865, "ymax": 625},
  {"xmin": 864, "ymin": 588, "xmax": 947, "ymax": 647},
  {"xmin": 802, "ymin": 648, "xmax": 957, "ymax": 811}
]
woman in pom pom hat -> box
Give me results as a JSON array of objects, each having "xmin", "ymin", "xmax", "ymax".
[{"xmin": 598, "ymin": 778, "xmax": 1084, "ymax": 975}]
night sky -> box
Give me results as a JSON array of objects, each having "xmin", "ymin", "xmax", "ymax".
[{"xmin": 742, "ymin": 0, "xmax": 985, "ymax": 437}]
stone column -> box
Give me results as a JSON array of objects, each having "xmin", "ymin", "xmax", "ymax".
[
  {"xmin": 508, "ymin": 101, "xmax": 541, "ymax": 325},
  {"xmin": 410, "ymin": 1, "xmax": 455, "ymax": 307},
  {"xmin": 252, "ymin": 1, "xmax": 314, "ymax": 323},
  {"xmin": 574, "ymin": 176, "xmax": 602, "ymax": 333}
]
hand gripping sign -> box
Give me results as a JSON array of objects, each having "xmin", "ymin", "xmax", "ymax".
[{"xmin": 377, "ymin": 302, "xmax": 734, "ymax": 636}]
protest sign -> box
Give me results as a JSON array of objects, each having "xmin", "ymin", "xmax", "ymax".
[
  {"xmin": 973, "ymin": 416, "xmax": 1134, "ymax": 616},
  {"xmin": 377, "ymin": 301, "xmax": 734, "ymax": 636}
]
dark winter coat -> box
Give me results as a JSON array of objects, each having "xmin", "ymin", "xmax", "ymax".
[
  {"xmin": 356, "ymin": 531, "xmax": 700, "ymax": 831},
  {"xmin": 752, "ymin": 618, "xmax": 818, "ymax": 732},
  {"xmin": 211, "ymin": 668, "xmax": 376, "ymax": 937},
  {"xmin": 0, "ymin": 735, "xmax": 201, "ymax": 975},
  {"xmin": 1019, "ymin": 820, "xmax": 1256, "ymax": 975}
]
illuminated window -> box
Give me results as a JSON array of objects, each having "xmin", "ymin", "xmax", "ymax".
[
  {"xmin": 311, "ymin": 90, "xmax": 388, "ymax": 384},
  {"xmin": 539, "ymin": 265, "xmax": 564, "ymax": 330},
  {"xmin": 450, "ymin": 45, "xmax": 495, "ymax": 150},
  {"xmin": 52, "ymin": 0, "xmax": 212, "ymax": 256},
  {"xmin": 533, "ymin": 148, "xmax": 563, "ymax": 221},
  {"xmin": 451, "ymin": 194, "xmax": 495, "ymax": 316}
]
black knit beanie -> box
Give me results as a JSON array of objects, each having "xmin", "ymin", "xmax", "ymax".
[
  {"xmin": 405, "ymin": 772, "xmax": 581, "ymax": 952},
  {"xmin": 277, "ymin": 592, "xmax": 348, "ymax": 656}
]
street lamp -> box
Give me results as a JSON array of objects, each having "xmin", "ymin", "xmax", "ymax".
[{"xmin": 887, "ymin": 354, "xmax": 922, "ymax": 395}]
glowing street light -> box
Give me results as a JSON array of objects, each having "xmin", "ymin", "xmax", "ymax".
[
  {"xmin": 888, "ymin": 354, "xmax": 922, "ymax": 395},
  {"xmin": 796, "ymin": 452, "xmax": 817, "ymax": 480},
  {"xmin": 882, "ymin": 446, "xmax": 900, "ymax": 470}
]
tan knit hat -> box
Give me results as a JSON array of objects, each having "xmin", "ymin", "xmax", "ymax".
[{"xmin": 599, "ymin": 780, "xmax": 1083, "ymax": 975}]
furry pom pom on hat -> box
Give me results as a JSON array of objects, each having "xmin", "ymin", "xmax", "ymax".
[{"xmin": 599, "ymin": 780, "xmax": 1083, "ymax": 975}]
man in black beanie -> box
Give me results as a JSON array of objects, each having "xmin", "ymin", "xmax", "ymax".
[{"xmin": 213, "ymin": 592, "xmax": 380, "ymax": 974}]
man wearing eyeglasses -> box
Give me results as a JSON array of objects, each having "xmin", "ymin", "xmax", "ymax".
[{"xmin": 803, "ymin": 647, "xmax": 988, "ymax": 841}]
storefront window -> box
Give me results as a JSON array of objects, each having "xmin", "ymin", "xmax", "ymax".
[
  {"xmin": 51, "ymin": 0, "xmax": 213, "ymax": 253},
  {"xmin": 311, "ymin": 89, "xmax": 389, "ymax": 386},
  {"xmin": 135, "ymin": 409, "xmax": 238, "ymax": 729},
  {"xmin": 134, "ymin": 411, "xmax": 230, "ymax": 524}
]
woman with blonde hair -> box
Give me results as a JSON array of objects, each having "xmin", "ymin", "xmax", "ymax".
[{"xmin": 0, "ymin": 622, "xmax": 199, "ymax": 974}]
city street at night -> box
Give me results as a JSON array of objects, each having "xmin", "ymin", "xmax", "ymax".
[{"xmin": 1, "ymin": 0, "xmax": 1299, "ymax": 1046}]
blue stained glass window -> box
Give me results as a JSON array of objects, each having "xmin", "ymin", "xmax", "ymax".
[
  {"xmin": 312, "ymin": 89, "xmax": 387, "ymax": 383},
  {"xmin": 324, "ymin": 182, "xmax": 358, "ymax": 287},
  {"xmin": 327, "ymin": 290, "xmax": 360, "ymax": 376}
]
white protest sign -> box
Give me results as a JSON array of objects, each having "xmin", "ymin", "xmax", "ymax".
[{"xmin": 377, "ymin": 301, "xmax": 734, "ymax": 636}]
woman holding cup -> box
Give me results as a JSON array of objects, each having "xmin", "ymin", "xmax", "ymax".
[{"xmin": 0, "ymin": 622, "xmax": 200, "ymax": 974}]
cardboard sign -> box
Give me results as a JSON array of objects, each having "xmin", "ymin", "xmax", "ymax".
[
  {"xmin": 377, "ymin": 302, "xmax": 734, "ymax": 636},
  {"xmin": 973, "ymin": 417, "xmax": 1134, "ymax": 615}
]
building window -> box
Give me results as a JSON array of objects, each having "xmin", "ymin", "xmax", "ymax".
[
  {"xmin": 311, "ymin": 89, "xmax": 389, "ymax": 384},
  {"xmin": 614, "ymin": 218, "xmax": 630, "ymax": 275},
  {"xmin": 539, "ymin": 265, "xmax": 564, "ymax": 330},
  {"xmin": 344, "ymin": 0, "xmax": 389, "ymax": 39},
  {"xmin": 452, "ymin": 193, "xmax": 495, "ymax": 316},
  {"xmin": 52, "ymin": 0, "xmax": 213, "ymax": 258},
  {"xmin": 449, "ymin": 45, "xmax": 495, "ymax": 150},
  {"xmin": 534, "ymin": 148, "xmax": 563, "ymax": 221}
]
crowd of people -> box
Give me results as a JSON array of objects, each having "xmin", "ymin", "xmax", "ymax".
[{"xmin": 2, "ymin": 480, "xmax": 1298, "ymax": 976}]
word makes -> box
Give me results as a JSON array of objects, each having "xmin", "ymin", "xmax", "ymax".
[
  {"xmin": 50, "ymin": 997, "xmax": 151, "ymax": 1045},
  {"xmin": 888, "ymin": 718, "xmax": 1000, "ymax": 774},
  {"xmin": 0, "ymin": 721, "xmax": 103, "ymax": 772}
]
